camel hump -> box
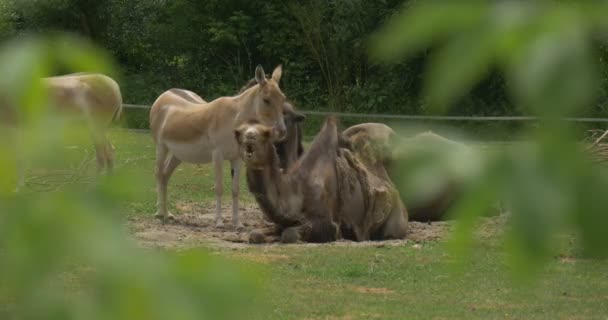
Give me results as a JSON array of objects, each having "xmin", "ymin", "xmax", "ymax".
[
  {"xmin": 296, "ymin": 116, "xmax": 342, "ymax": 171},
  {"xmin": 343, "ymin": 122, "xmax": 394, "ymax": 138},
  {"xmin": 317, "ymin": 116, "xmax": 340, "ymax": 150}
]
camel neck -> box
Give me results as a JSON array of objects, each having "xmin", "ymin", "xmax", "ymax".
[{"xmin": 245, "ymin": 147, "xmax": 298, "ymax": 226}]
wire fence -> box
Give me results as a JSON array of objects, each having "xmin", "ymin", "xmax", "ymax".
[
  {"xmin": 123, "ymin": 104, "xmax": 608, "ymax": 123},
  {"xmin": 119, "ymin": 104, "xmax": 608, "ymax": 144}
]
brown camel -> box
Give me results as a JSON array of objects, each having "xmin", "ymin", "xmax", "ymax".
[
  {"xmin": 343, "ymin": 123, "xmax": 470, "ymax": 222},
  {"xmin": 235, "ymin": 117, "xmax": 408, "ymax": 243},
  {"xmin": 150, "ymin": 65, "xmax": 287, "ymax": 228}
]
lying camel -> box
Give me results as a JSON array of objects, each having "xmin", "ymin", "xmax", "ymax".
[
  {"xmin": 235, "ymin": 117, "xmax": 408, "ymax": 243},
  {"xmin": 343, "ymin": 123, "xmax": 470, "ymax": 222},
  {"xmin": 150, "ymin": 65, "xmax": 287, "ymax": 229},
  {"xmin": 1, "ymin": 73, "xmax": 122, "ymax": 189}
]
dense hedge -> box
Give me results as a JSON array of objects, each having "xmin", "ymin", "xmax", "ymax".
[{"xmin": 2, "ymin": 0, "xmax": 608, "ymax": 137}]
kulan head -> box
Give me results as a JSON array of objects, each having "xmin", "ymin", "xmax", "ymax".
[
  {"xmin": 252, "ymin": 65, "xmax": 287, "ymax": 141},
  {"xmin": 234, "ymin": 122, "xmax": 278, "ymax": 169}
]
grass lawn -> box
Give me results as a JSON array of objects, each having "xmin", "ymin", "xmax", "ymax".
[{"xmin": 23, "ymin": 130, "xmax": 608, "ymax": 319}]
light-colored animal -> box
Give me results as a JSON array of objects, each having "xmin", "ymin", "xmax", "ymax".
[
  {"xmin": 42, "ymin": 73, "xmax": 123, "ymax": 172},
  {"xmin": 1, "ymin": 73, "xmax": 123, "ymax": 188},
  {"xmin": 343, "ymin": 123, "xmax": 472, "ymax": 222},
  {"xmin": 236, "ymin": 117, "xmax": 408, "ymax": 243},
  {"xmin": 149, "ymin": 65, "xmax": 287, "ymax": 229}
]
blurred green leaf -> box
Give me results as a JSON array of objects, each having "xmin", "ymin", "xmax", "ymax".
[
  {"xmin": 369, "ymin": 1, "xmax": 487, "ymax": 62},
  {"xmin": 52, "ymin": 34, "xmax": 119, "ymax": 79},
  {"xmin": 0, "ymin": 33, "xmax": 262, "ymax": 320},
  {"xmin": 506, "ymin": 11, "xmax": 596, "ymax": 116},
  {"xmin": 372, "ymin": 0, "xmax": 608, "ymax": 275},
  {"xmin": 0, "ymin": 36, "xmax": 50, "ymax": 121},
  {"xmin": 424, "ymin": 29, "xmax": 497, "ymax": 113}
]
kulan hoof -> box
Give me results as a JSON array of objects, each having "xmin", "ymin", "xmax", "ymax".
[
  {"xmin": 154, "ymin": 212, "xmax": 175, "ymax": 221},
  {"xmin": 215, "ymin": 219, "xmax": 225, "ymax": 228},
  {"xmin": 234, "ymin": 222, "xmax": 245, "ymax": 232},
  {"xmin": 249, "ymin": 231, "xmax": 267, "ymax": 244},
  {"xmin": 281, "ymin": 228, "xmax": 301, "ymax": 244}
]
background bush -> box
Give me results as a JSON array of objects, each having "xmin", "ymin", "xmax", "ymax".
[{"xmin": 4, "ymin": 1, "xmax": 607, "ymax": 117}]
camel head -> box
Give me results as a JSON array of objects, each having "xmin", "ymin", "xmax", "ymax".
[
  {"xmin": 251, "ymin": 65, "xmax": 287, "ymax": 141},
  {"xmin": 235, "ymin": 122, "xmax": 279, "ymax": 169},
  {"xmin": 282, "ymin": 101, "xmax": 306, "ymax": 127}
]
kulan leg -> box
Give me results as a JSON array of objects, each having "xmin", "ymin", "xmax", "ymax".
[
  {"xmin": 212, "ymin": 151, "xmax": 224, "ymax": 228},
  {"xmin": 154, "ymin": 144, "xmax": 173, "ymax": 219},
  {"xmin": 230, "ymin": 159, "xmax": 243, "ymax": 230},
  {"xmin": 104, "ymin": 140, "xmax": 115, "ymax": 172},
  {"xmin": 96, "ymin": 128, "xmax": 114, "ymax": 173},
  {"xmin": 89, "ymin": 122, "xmax": 109, "ymax": 174},
  {"xmin": 160, "ymin": 155, "xmax": 181, "ymax": 218},
  {"xmin": 93, "ymin": 139, "xmax": 106, "ymax": 175}
]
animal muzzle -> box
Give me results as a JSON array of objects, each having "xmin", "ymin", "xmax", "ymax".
[
  {"xmin": 274, "ymin": 120, "xmax": 287, "ymax": 141},
  {"xmin": 244, "ymin": 144, "xmax": 254, "ymax": 160}
]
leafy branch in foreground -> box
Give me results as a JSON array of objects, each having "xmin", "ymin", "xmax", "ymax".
[
  {"xmin": 0, "ymin": 34, "xmax": 263, "ymax": 320},
  {"xmin": 370, "ymin": 0, "xmax": 608, "ymax": 274}
]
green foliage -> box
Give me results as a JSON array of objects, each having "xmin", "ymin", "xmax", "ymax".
[
  {"xmin": 3, "ymin": 0, "xmax": 608, "ymax": 122},
  {"xmin": 371, "ymin": 0, "xmax": 608, "ymax": 275},
  {"xmin": 0, "ymin": 34, "xmax": 262, "ymax": 320}
]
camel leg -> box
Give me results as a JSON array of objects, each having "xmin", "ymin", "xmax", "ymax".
[
  {"xmin": 281, "ymin": 221, "xmax": 338, "ymax": 244},
  {"xmin": 249, "ymin": 225, "xmax": 280, "ymax": 244},
  {"xmin": 154, "ymin": 144, "xmax": 177, "ymax": 220},
  {"xmin": 212, "ymin": 151, "xmax": 224, "ymax": 228},
  {"xmin": 230, "ymin": 159, "xmax": 243, "ymax": 230},
  {"xmin": 280, "ymin": 224, "xmax": 310, "ymax": 244},
  {"xmin": 381, "ymin": 205, "xmax": 408, "ymax": 240}
]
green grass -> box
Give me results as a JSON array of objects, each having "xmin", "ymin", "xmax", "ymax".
[
  {"xmin": 26, "ymin": 129, "xmax": 608, "ymax": 319},
  {"xmin": 107, "ymin": 129, "xmax": 255, "ymax": 217},
  {"xmin": 228, "ymin": 243, "xmax": 608, "ymax": 320}
]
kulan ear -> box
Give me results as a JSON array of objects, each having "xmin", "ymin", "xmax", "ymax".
[
  {"xmin": 271, "ymin": 64, "xmax": 283, "ymax": 83},
  {"xmin": 255, "ymin": 65, "xmax": 266, "ymax": 85}
]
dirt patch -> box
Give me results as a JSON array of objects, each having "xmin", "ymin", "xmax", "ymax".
[
  {"xmin": 230, "ymin": 252, "xmax": 290, "ymax": 264},
  {"xmin": 407, "ymin": 221, "xmax": 451, "ymax": 243},
  {"xmin": 128, "ymin": 202, "xmax": 266, "ymax": 250},
  {"xmin": 350, "ymin": 286, "xmax": 395, "ymax": 295},
  {"xmin": 304, "ymin": 316, "xmax": 355, "ymax": 320},
  {"xmin": 128, "ymin": 202, "xmax": 499, "ymax": 250}
]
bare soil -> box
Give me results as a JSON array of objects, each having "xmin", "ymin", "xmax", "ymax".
[{"xmin": 128, "ymin": 201, "xmax": 483, "ymax": 250}]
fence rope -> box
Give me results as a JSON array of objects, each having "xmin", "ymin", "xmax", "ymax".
[{"xmin": 122, "ymin": 104, "xmax": 608, "ymax": 123}]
